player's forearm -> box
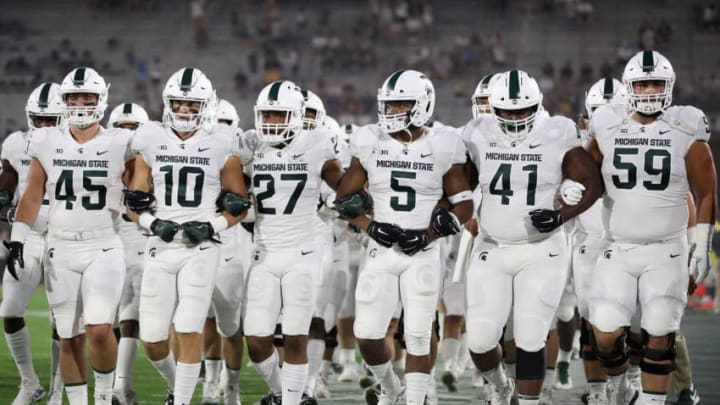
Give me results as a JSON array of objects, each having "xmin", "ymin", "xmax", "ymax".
[
  {"xmin": 14, "ymin": 190, "xmax": 42, "ymax": 226},
  {"xmin": 695, "ymin": 191, "xmax": 716, "ymax": 225},
  {"xmin": 450, "ymin": 200, "xmax": 473, "ymax": 225}
]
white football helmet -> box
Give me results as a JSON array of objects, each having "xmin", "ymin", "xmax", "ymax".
[
  {"xmin": 489, "ymin": 70, "xmax": 543, "ymax": 139},
  {"xmin": 216, "ymin": 98, "xmax": 240, "ymax": 127},
  {"xmin": 471, "ymin": 73, "xmax": 498, "ymax": 119},
  {"xmin": 377, "ymin": 69, "xmax": 435, "ymax": 133},
  {"xmin": 622, "ymin": 50, "xmax": 675, "ymax": 114},
  {"xmin": 108, "ymin": 103, "xmax": 149, "ymax": 129},
  {"xmin": 254, "ymin": 80, "xmax": 305, "ymax": 145},
  {"xmin": 162, "ymin": 67, "xmax": 215, "ymax": 132},
  {"xmin": 59, "ymin": 67, "xmax": 109, "ymax": 128},
  {"xmin": 301, "ymin": 89, "xmax": 326, "ymax": 130},
  {"xmin": 25, "ymin": 82, "xmax": 63, "ymax": 130},
  {"xmin": 585, "ymin": 77, "xmax": 628, "ymax": 118},
  {"xmin": 322, "ymin": 115, "xmax": 341, "ymax": 135}
]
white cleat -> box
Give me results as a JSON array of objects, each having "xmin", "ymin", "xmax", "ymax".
[
  {"xmin": 487, "ymin": 378, "xmax": 515, "ymax": 405},
  {"xmin": 607, "ymin": 383, "xmax": 639, "ymax": 405},
  {"xmin": 538, "ymin": 385, "xmax": 553, "ymax": 405},
  {"xmin": 201, "ymin": 378, "xmax": 221, "ymax": 404},
  {"xmin": 338, "ymin": 361, "xmax": 360, "ymax": 383},
  {"xmin": 224, "ymin": 383, "xmax": 242, "ymax": 405},
  {"xmin": 93, "ymin": 392, "xmax": 113, "ymax": 405},
  {"xmin": 315, "ymin": 374, "xmax": 330, "ymax": 399},
  {"xmin": 472, "ymin": 369, "xmax": 486, "ymax": 389},
  {"xmin": 587, "ymin": 391, "xmax": 609, "ymax": 405},
  {"xmin": 377, "ymin": 387, "xmax": 404, "ymax": 405},
  {"xmin": 112, "ymin": 389, "xmax": 139, "ymax": 405},
  {"xmin": 11, "ymin": 379, "xmax": 45, "ymax": 405}
]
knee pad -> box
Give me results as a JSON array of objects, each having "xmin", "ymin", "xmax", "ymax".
[
  {"xmin": 593, "ymin": 328, "xmax": 628, "ymax": 369},
  {"xmin": 216, "ymin": 317, "xmax": 241, "ymax": 338},
  {"xmin": 404, "ymin": 331, "xmax": 431, "ymax": 356},
  {"xmin": 325, "ymin": 326, "xmax": 338, "ymax": 348},
  {"xmin": 467, "ymin": 319, "xmax": 503, "ymax": 354},
  {"xmin": 556, "ymin": 304, "xmax": 575, "ymax": 323},
  {"xmin": 640, "ymin": 330, "xmax": 676, "ymax": 375},
  {"xmin": 514, "ymin": 316, "xmax": 549, "ymax": 352},
  {"xmin": 516, "ymin": 348, "xmax": 546, "ymax": 380}
]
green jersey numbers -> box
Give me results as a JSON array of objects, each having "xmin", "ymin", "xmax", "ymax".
[
  {"xmin": 159, "ymin": 165, "xmax": 205, "ymax": 207},
  {"xmin": 489, "ymin": 163, "xmax": 538, "ymax": 205},
  {"xmin": 55, "ymin": 169, "xmax": 108, "ymax": 210},
  {"xmin": 390, "ymin": 170, "xmax": 416, "ymax": 212},
  {"xmin": 611, "ymin": 148, "xmax": 670, "ymax": 191},
  {"xmin": 253, "ymin": 173, "xmax": 308, "ymax": 215}
]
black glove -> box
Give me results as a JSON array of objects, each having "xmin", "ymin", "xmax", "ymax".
[
  {"xmin": 334, "ymin": 191, "xmax": 372, "ymax": 219},
  {"xmin": 529, "ymin": 209, "xmax": 564, "ymax": 233},
  {"xmin": 150, "ymin": 219, "xmax": 180, "ymax": 243},
  {"xmin": 3, "ymin": 241, "xmax": 24, "ymax": 280},
  {"xmin": 398, "ymin": 229, "xmax": 430, "ymax": 256},
  {"xmin": 366, "ymin": 221, "xmax": 402, "ymax": 248},
  {"xmin": 181, "ymin": 221, "xmax": 216, "ymax": 245},
  {"xmin": 123, "ymin": 189, "xmax": 156, "ymax": 213},
  {"xmin": 216, "ymin": 191, "xmax": 251, "ymax": 216},
  {"xmin": 430, "ymin": 206, "xmax": 461, "ymax": 237},
  {"xmin": 0, "ymin": 190, "xmax": 12, "ymax": 208}
]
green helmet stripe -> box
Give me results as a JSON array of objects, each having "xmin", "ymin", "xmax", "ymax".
[
  {"xmin": 642, "ymin": 51, "xmax": 655, "ymax": 73},
  {"xmin": 73, "ymin": 67, "xmax": 86, "ymax": 86},
  {"xmin": 386, "ymin": 70, "xmax": 406, "ymax": 91},
  {"xmin": 38, "ymin": 82, "xmax": 52, "ymax": 108},
  {"xmin": 603, "ymin": 77, "xmax": 614, "ymax": 99},
  {"xmin": 180, "ymin": 68, "xmax": 194, "ymax": 92},
  {"xmin": 268, "ymin": 81, "xmax": 282, "ymax": 101},
  {"xmin": 301, "ymin": 89, "xmax": 309, "ymax": 101},
  {"xmin": 122, "ymin": 103, "xmax": 133, "ymax": 114},
  {"xmin": 481, "ymin": 73, "xmax": 496, "ymax": 86},
  {"xmin": 508, "ymin": 70, "xmax": 520, "ymax": 99}
]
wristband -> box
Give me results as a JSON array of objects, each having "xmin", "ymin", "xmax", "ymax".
[
  {"xmin": 10, "ymin": 222, "xmax": 31, "ymax": 242},
  {"xmin": 210, "ymin": 216, "xmax": 229, "ymax": 234},
  {"xmin": 139, "ymin": 212, "xmax": 157, "ymax": 230},
  {"xmin": 448, "ymin": 190, "xmax": 473, "ymax": 205}
]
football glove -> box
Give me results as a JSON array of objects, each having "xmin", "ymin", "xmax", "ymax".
[
  {"xmin": 334, "ymin": 191, "xmax": 372, "ymax": 219},
  {"xmin": 689, "ymin": 223, "xmax": 712, "ymax": 284},
  {"xmin": 559, "ymin": 179, "xmax": 586, "ymax": 206},
  {"xmin": 181, "ymin": 221, "xmax": 217, "ymax": 245},
  {"xmin": 150, "ymin": 219, "xmax": 180, "ymax": 243},
  {"xmin": 216, "ymin": 191, "xmax": 251, "ymax": 216},
  {"xmin": 529, "ymin": 209, "xmax": 564, "ymax": 233},
  {"xmin": 3, "ymin": 241, "xmax": 23, "ymax": 280},
  {"xmin": 398, "ymin": 229, "xmax": 430, "ymax": 256},
  {"xmin": 123, "ymin": 189, "xmax": 156, "ymax": 213},
  {"xmin": 366, "ymin": 221, "xmax": 402, "ymax": 248},
  {"xmin": 430, "ymin": 206, "xmax": 462, "ymax": 237},
  {"xmin": 0, "ymin": 190, "xmax": 12, "ymax": 208}
]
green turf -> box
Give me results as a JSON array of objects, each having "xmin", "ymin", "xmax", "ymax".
[{"xmin": 0, "ymin": 287, "xmax": 269, "ymax": 404}]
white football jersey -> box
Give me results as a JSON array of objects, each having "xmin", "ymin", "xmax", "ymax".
[
  {"xmin": 133, "ymin": 121, "xmax": 242, "ymax": 224},
  {"xmin": 352, "ymin": 124, "xmax": 466, "ymax": 229},
  {"xmin": 1, "ymin": 130, "xmax": 50, "ymax": 231},
  {"xmin": 28, "ymin": 126, "xmax": 133, "ymax": 233},
  {"xmin": 250, "ymin": 129, "xmax": 337, "ymax": 250},
  {"xmin": 589, "ymin": 104, "xmax": 710, "ymax": 243},
  {"xmin": 463, "ymin": 115, "xmax": 580, "ymax": 244}
]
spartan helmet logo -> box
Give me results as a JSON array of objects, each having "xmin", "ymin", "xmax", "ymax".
[
  {"xmin": 369, "ymin": 248, "xmax": 378, "ymax": 258},
  {"xmin": 479, "ymin": 251, "xmax": 488, "ymax": 261},
  {"xmin": 149, "ymin": 247, "xmax": 157, "ymax": 258},
  {"xmin": 48, "ymin": 248, "xmax": 55, "ymax": 259},
  {"xmin": 603, "ymin": 249, "xmax": 612, "ymax": 259},
  {"xmin": 579, "ymin": 245, "xmax": 587, "ymax": 254}
]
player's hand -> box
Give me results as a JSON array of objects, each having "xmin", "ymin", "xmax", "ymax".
[
  {"xmin": 0, "ymin": 190, "xmax": 11, "ymax": 208},
  {"xmin": 3, "ymin": 241, "xmax": 24, "ymax": 280},
  {"xmin": 366, "ymin": 221, "xmax": 402, "ymax": 248},
  {"xmin": 181, "ymin": 221, "xmax": 216, "ymax": 245},
  {"xmin": 688, "ymin": 242, "xmax": 710, "ymax": 285},
  {"xmin": 529, "ymin": 209, "xmax": 564, "ymax": 233},
  {"xmin": 430, "ymin": 206, "xmax": 462, "ymax": 237},
  {"xmin": 123, "ymin": 189, "xmax": 156, "ymax": 213},
  {"xmin": 397, "ymin": 228, "xmax": 430, "ymax": 256},
  {"xmin": 334, "ymin": 191, "xmax": 372, "ymax": 219},
  {"xmin": 559, "ymin": 179, "xmax": 586, "ymax": 206},
  {"xmin": 150, "ymin": 219, "xmax": 180, "ymax": 243},
  {"xmin": 216, "ymin": 191, "xmax": 251, "ymax": 216}
]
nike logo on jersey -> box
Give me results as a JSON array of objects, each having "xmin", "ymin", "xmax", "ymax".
[
  {"xmin": 659, "ymin": 129, "xmax": 671, "ymax": 135},
  {"xmin": 548, "ymin": 252, "xmax": 559, "ymax": 257},
  {"xmin": 529, "ymin": 144, "xmax": 542, "ymax": 149},
  {"xmin": 420, "ymin": 153, "xmax": 433, "ymax": 158},
  {"xmin": 198, "ymin": 147, "xmax": 210, "ymax": 152},
  {"xmin": 292, "ymin": 153, "xmax": 305, "ymax": 159},
  {"xmin": 102, "ymin": 248, "xmax": 114, "ymax": 252},
  {"xmin": 137, "ymin": 251, "xmax": 144, "ymax": 256},
  {"xmin": 199, "ymin": 246, "xmax": 210, "ymax": 251},
  {"xmin": 301, "ymin": 250, "xmax": 313, "ymax": 255},
  {"xmin": 224, "ymin": 256, "xmax": 233, "ymax": 262},
  {"xmin": 670, "ymin": 253, "xmax": 681, "ymax": 258},
  {"xmin": 96, "ymin": 150, "xmax": 108, "ymax": 156},
  {"xmin": 421, "ymin": 246, "xmax": 432, "ymax": 252}
]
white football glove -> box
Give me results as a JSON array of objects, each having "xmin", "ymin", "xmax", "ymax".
[
  {"xmin": 689, "ymin": 223, "xmax": 713, "ymax": 284},
  {"xmin": 559, "ymin": 179, "xmax": 586, "ymax": 206}
]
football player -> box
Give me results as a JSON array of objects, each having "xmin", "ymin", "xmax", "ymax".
[
  {"xmin": 461, "ymin": 69, "xmax": 603, "ymax": 405},
  {"xmin": 107, "ymin": 102, "xmax": 150, "ymax": 405},
  {"xmin": 126, "ymin": 68, "xmax": 251, "ymax": 405},
  {"xmin": 0, "ymin": 82, "xmax": 63, "ymax": 405},
  {"xmin": 7, "ymin": 67, "xmax": 135, "ymax": 405},
  {"xmin": 334, "ymin": 69, "xmax": 473, "ymax": 405},
  {"xmin": 243, "ymin": 80, "xmax": 343, "ymax": 405},
  {"xmin": 586, "ymin": 50, "xmax": 715, "ymax": 405}
]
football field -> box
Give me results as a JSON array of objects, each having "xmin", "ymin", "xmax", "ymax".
[{"xmin": 1, "ymin": 288, "xmax": 719, "ymax": 404}]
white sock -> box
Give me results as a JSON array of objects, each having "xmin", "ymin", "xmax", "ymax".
[
  {"xmin": 607, "ymin": 372, "xmax": 629, "ymax": 392},
  {"xmin": 339, "ymin": 348, "xmax": 356, "ymax": 365},
  {"xmin": 150, "ymin": 353, "xmax": 176, "ymax": 392},
  {"xmin": 282, "ymin": 362, "xmax": 308, "ymax": 405},
  {"xmin": 174, "ymin": 362, "xmax": 201, "ymax": 405},
  {"xmin": 66, "ymin": 383, "xmax": 88, "ymax": 405},
  {"xmin": 588, "ymin": 381, "xmax": 606, "ymax": 395},
  {"xmin": 557, "ymin": 349, "xmax": 572, "ymax": 364},
  {"xmin": 458, "ymin": 334, "xmax": 472, "ymax": 370},
  {"xmin": 205, "ymin": 358, "xmax": 222, "ymax": 384},
  {"xmin": 51, "ymin": 338, "xmax": 63, "ymax": 393},
  {"xmin": 572, "ymin": 330, "xmax": 581, "ymax": 351},
  {"xmin": 405, "ymin": 372, "xmax": 430, "ymax": 405},
  {"xmin": 225, "ymin": 366, "xmax": 240, "ymax": 389},
  {"xmin": 482, "ymin": 365, "xmax": 508, "ymax": 387},
  {"xmin": 392, "ymin": 357, "xmax": 405, "ymax": 375},
  {"xmin": 438, "ymin": 338, "xmax": 460, "ymax": 370},
  {"xmin": 505, "ymin": 362, "xmax": 516, "ymax": 379},
  {"xmin": 5, "ymin": 327, "xmax": 37, "ymax": 382},
  {"xmin": 306, "ymin": 339, "xmax": 325, "ymax": 395},
  {"xmin": 368, "ymin": 361, "xmax": 401, "ymax": 394},
  {"xmin": 114, "ymin": 337, "xmax": 138, "ymax": 392},
  {"xmin": 541, "ymin": 368, "xmax": 554, "ymax": 389},
  {"xmin": 518, "ymin": 396, "xmax": 540, "ymax": 405},
  {"xmin": 641, "ymin": 392, "xmax": 666, "ymax": 403},
  {"xmin": 252, "ymin": 350, "xmax": 282, "ymax": 393},
  {"xmin": 627, "ymin": 364, "xmax": 641, "ymax": 379}
]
